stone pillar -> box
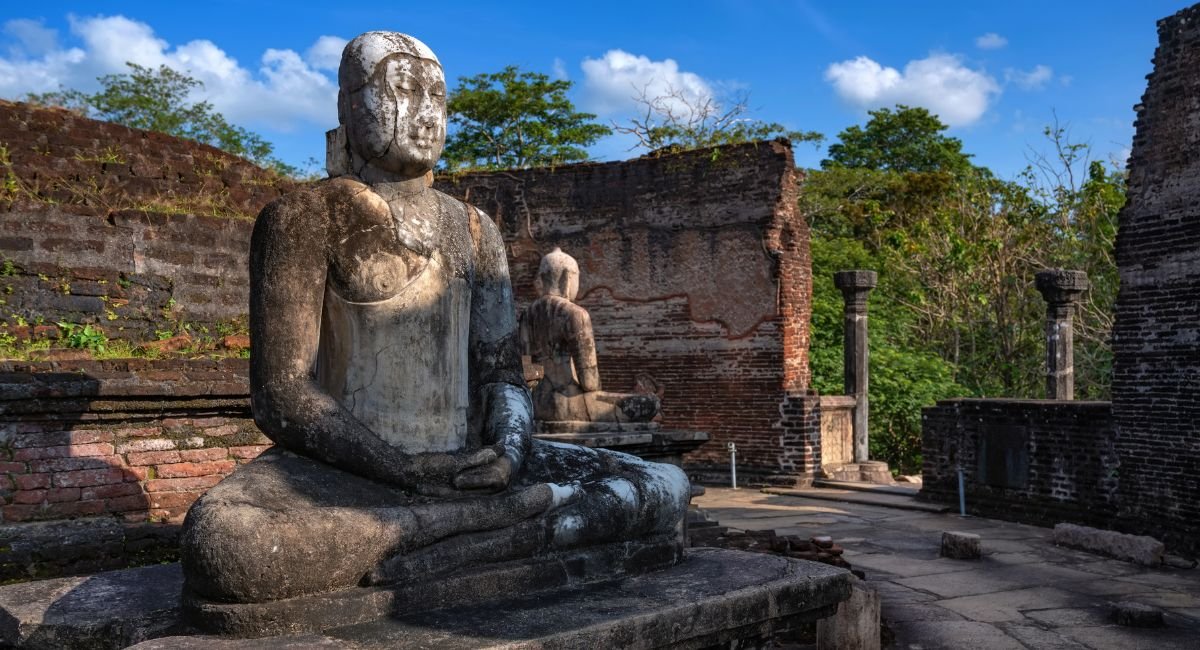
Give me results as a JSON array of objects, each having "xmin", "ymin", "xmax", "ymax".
[
  {"xmin": 1034, "ymin": 269, "xmax": 1089, "ymax": 400},
  {"xmin": 834, "ymin": 270, "xmax": 877, "ymax": 464}
]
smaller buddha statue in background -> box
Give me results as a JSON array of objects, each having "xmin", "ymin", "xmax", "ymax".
[{"xmin": 521, "ymin": 248, "xmax": 660, "ymax": 427}]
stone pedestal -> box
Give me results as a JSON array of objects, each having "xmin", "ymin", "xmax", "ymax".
[
  {"xmin": 534, "ymin": 423, "xmax": 709, "ymax": 467},
  {"xmin": 0, "ymin": 550, "xmax": 853, "ymax": 649},
  {"xmin": 1034, "ymin": 269, "xmax": 1089, "ymax": 400},
  {"xmin": 833, "ymin": 270, "xmax": 877, "ymax": 466}
]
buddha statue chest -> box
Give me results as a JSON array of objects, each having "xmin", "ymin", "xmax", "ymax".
[{"xmin": 316, "ymin": 187, "xmax": 476, "ymax": 453}]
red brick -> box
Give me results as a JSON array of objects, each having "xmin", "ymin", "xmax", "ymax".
[
  {"xmin": 145, "ymin": 476, "xmax": 222, "ymax": 492},
  {"xmin": 125, "ymin": 450, "xmax": 181, "ymax": 466},
  {"xmin": 28, "ymin": 457, "xmax": 113, "ymax": 473},
  {"xmin": 3, "ymin": 504, "xmax": 37, "ymax": 521},
  {"xmin": 11, "ymin": 429, "xmax": 113, "ymax": 448},
  {"xmin": 12, "ymin": 489, "xmax": 46, "ymax": 504},
  {"xmin": 115, "ymin": 439, "xmax": 176, "ymax": 454},
  {"xmin": 155, "ymin": 460, "xmax": 236, "ymax": 479},
  {"xmin": 113, "ymin": 426, "xmax": 162, "ymax": 438},
  {"xmin": 53, "ymin": 467, "xmax": 127, "ymax": 488},
  {"xmin": 46, "ymin": 500, "xmax": 105, "ymax": 518},
  {"xmin": 229, "ymin": 445, "xmax": 271, "ymax": 459},
  {"xmin": 13, "ymin": 474, "xmax": 50, "ymax": 490},
  {"xmin": 81, "ymin": 482, "xmax": 142, "ymax": 500},
  {"xmin": 0, "ymin": 462, "xmax": 27, "ymax": 473},
  {"xmin": 12, "ymin": 443, "xmax": 115, "ymax": 461},
  {"xmin": 46, "ymin": 487, "xmax": 80, "ymax": 503},
  {"xmin": 203, "ymin": 424, "xmax": 239, "ymax": 437},
  {"xmin": 104, "ymin": 495, "xmax": 149, "ymax": 513},
  {"xmin": 178, "ymin": 448, "xmax": 228, "ymax": 462},
  {"xmin": 125, "ymin": 466, "xmax": 150, "ymax": 481}
]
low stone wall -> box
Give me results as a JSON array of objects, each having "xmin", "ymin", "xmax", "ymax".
[
  {"xmin": 920, "ymin": 399, "xmax": 1117, "ymax": 528},
  {"xmin": 819, "ymin": 395, "xmax": 854, "ymax": 469},
  {"xmin": 0, "ymin": 359, "xmax": 265, "ymax": 580}
]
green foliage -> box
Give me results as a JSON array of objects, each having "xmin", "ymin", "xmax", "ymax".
[
  {"xmin": 822, "ymin": 105, "xmax": 973, "ymax": 174},
  {"xmin": 443, "ymin": 66, "xmax": 611, "ymax": 170},
  {"xmin": 805, "ymin": 107, "xmax": 1125, "ymax": 471},
  {"xmin": 56, "ymin": 322, "xmax": 107, "ymax": 353},
  {"xmin": 27, "ymin": 63, "xmax": 298, "ymax": 177},
  {"xmin": 615, "ymin": 87, "xmax": 823, "ymax": 153}
]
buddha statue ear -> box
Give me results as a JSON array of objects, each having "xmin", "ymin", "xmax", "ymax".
[{"xmin": 326, "ymin": 126, "xmax": 351, "ymax": 178}]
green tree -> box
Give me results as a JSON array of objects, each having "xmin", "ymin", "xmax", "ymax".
[
  {"xmin": 614, "ymin": 85, "xmax": 823, "ymax": 153},
  {"xmin": 822, "ymin": 105, "xmax": 973, "ymax": 174},
  {"xmin": 27, "ymin": 63, "xmax": 296, "ymax": 176},
  {"xmin": 443, "ymin": 66, "xmax": 611, "ymax": 170}
]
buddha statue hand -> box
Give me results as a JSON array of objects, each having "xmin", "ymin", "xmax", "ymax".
[{"xmin": 405, "ymin": 443, "xmax": 507, "ymax": 497}]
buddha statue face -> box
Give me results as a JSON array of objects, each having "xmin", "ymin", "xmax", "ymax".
[
  {"xmin": 338, "ymin": 32, "xmax": 447, "ymax": 178},
  {"xmin": 536, "ymin": 248, "xmax": 580, "ymax": 302}
]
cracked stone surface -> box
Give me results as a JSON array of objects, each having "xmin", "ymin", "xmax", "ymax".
[{"xmin": 695, "ymin": 487, "xmax": 1200, "ymax": 649}]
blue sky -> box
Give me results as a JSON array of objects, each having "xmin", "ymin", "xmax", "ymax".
[{"xmin": 0, "ymin": 1, "xmax": 1188, "ymax": 178}]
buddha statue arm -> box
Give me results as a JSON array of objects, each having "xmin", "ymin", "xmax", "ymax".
[
  {"xmin": 568, "ymin": 308, "xmax": 603, "ymax": 392},
  {"xmin": 454, "ymin": 206, "xmax": 532, "ymax": 492},
  {"xmin": 249, "ymin": 188, "xmax": 498, "ymax": 493}
]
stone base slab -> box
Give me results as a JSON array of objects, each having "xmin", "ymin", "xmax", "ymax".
[
  {"xmin": 535, "ymin": 428, "xmax": 709, "ymax": 467},
  {"xmin": 135, "ymin": 548, "xmax": 851, "ymax": 649},
  {"xmin": 0, "ymin": 548, "xmax": 851, "ymax": 649},
  {"xmin": 186, "ymin": 537, "xmax": 683, "ymax": 638}
]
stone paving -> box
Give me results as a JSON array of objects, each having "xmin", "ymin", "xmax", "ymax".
[{"xmin": 694, "ymin": 487, "xmax": 1200, "ymax": 649}]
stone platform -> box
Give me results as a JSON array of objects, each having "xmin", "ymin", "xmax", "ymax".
[
  {"xmin": 0, "ymin": 548, "xmax": 850, "ymax": 649},
  {"xmin": 534, "ymin": 424, "xmax": 709, "ymax": 467}
]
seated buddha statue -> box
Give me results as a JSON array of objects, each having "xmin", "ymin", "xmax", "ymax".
[
  {"xmin": 177, "ymin": 31, "xmax": 691, "ymax": 631},
  {"xmin": 521, "ymin": 247, "xmax": 661, "ymax": 428}
]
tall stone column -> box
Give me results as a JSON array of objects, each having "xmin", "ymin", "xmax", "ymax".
[
  {"xmin": 834, "ymin": 270, "xmax": 877, "ymax": 464},
  {"xmin": 1034, "ymin": 269, "xmax": 1089, "ymax": 400}
]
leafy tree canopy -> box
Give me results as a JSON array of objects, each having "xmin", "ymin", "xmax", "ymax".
[
  {"xmin": 822, "ymin": 105, "xmax": 973, "ymax": 174},
  {"xmin": 443, "ymin": 66, "xmax": 611, "ymax": 170},
  {"xmin": 614, "ymin": 85, "xmax": 823, "ymax": 153},
  {"xmin": 27, "ymin": 63, "xmax": 298, "ymax": 176}
]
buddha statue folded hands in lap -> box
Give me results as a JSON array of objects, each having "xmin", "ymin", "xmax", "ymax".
[{"xmin": 178, "ymin": 32, "xmax": 691, "ymax": 623}]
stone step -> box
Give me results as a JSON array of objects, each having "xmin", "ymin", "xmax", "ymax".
[{"xmin": 762, "ymin": 487, "xmax": 951, "ymax": 513}]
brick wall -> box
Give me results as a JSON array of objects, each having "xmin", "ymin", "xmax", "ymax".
[
  {"xmin": 1111, "ymin": 5, "xmax": 1200, "ymax": 553},
  {"xmin": 0, "ymin": 359, "xmax": 265, "ymax": 579},
  {"xmin": 436, "ymin": 139, "xmax": 819, "ymax": 485},
  {"xmin": 0, "ymin": 101, "xmax": 290, "ymax": 341},
  {"xmin": 0, "ymin": 209, "xmax": 254, "ymax": 341},
  {"xmin": 921, "ymin": 399, "xmax": 1118, "ymax": 528}
]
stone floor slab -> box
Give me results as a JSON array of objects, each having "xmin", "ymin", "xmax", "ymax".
[
  {"xmin": 896, "ymin": 562, "xmax": 1105, "ymax": 599},
  {"xmin": 888, "ymin": 620, "xmax": 1020, "ymax": 650},
  {"xmin": 997, "ymin": 622, "xmax": 1090, "ymax": 649},
  {"xmin": 936, "ymin": 586, "xmax": 1093, "ymax": 623},
  {"xmin": 849, "ymin": 553, "xmax": 974, "ymax": 579},
  {"xmin": 1057, "ymin": 624, "xmax": 1200, "ymax": 649}
]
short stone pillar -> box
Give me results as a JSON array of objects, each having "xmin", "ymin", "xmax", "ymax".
[
  {"xmin": 1034, "ymin": 269, "xmax": 1089, "ymax": 400},
  {"xmin": 834, "ymin": 270, "xmax": 877, "ymax": 464}
]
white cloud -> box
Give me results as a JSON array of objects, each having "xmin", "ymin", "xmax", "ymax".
[
  {"xmin": 580, "ymin": 49, "xmax": 714, "ymax": 116},
  {"xmin": 1005, "ymin": 65, "xmax": 1053, "ymax": 90},
  {"xmin": 3, "ymin": 19, "xmax": 59, "ymax": 57},
  {"xmin": 824, "ymin": 53, "xmax": 1000, "ymax": 127},
  {"xmin": 552, "ymin": 57, "xmax": 567, "ymax": 81},
  {"xmin": 0, "ymin": 15, "xmax": 340, "ymax": 131},
  {"xmin": 305, "ymin": 35, "xmax": 346, "ymax": 71},
  {"xmin": 975, "ymin": 33, "xmax": 1008, "ymax": 50}
]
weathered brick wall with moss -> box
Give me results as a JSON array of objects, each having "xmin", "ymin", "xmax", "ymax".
[
  {"xmin": 1110, "ymin": 6, "xmax": 1200, "ymax": 555},
  {"xmin": 0, "ymin": 359, "xmax": 265, "ymax": 580},
  {"xmin": 436, "ymin": 140, "xmax": 820, "ymax": 486},
  {"xmin": 0, "ymin": 100, "xmax": 290, "ymax": 345}
]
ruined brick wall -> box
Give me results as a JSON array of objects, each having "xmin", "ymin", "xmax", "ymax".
[
  {"xmin": 0, "ymin": 100, "xmax": 289, "ymax": 340},
  {"xmin": 1111, "ymin": 5, "xmax": 1200, "ymax": 553},
  {"xmin": 0, "ymin": 209, "xmax": 253, "ymax": 340},
  {"xmin": 436, "ymin": 140, "xmax": 817, "ymax": 484},
  {"xmin": 921, "ymin": 399, "xmax": 1118, "ymax": 528},
  {"xmin": 0, "ymin": 359, "xmax": 265, "ymax": 579}
]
